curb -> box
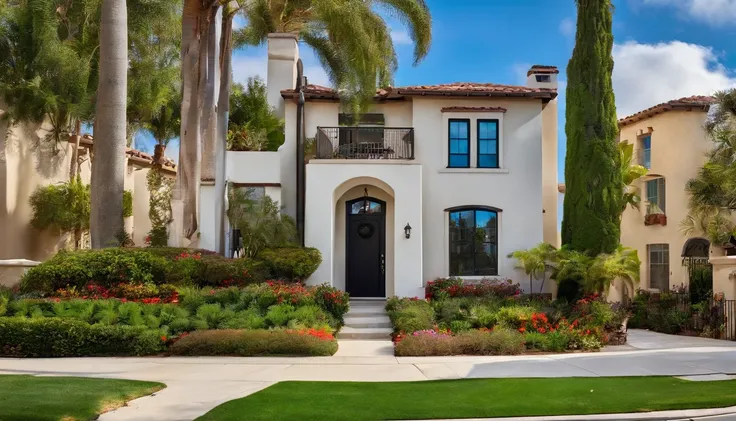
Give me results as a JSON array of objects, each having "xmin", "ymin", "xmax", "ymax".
[{"xmin": 404, "ymin": 405, "xmax": 736, "ymax": 421}]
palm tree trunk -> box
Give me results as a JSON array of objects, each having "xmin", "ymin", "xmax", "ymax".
[
  {"xmin": 171, "ymin": 0, "xmax": 211, "ymax": 245},
  {"xmin": 201, "ymin": 6, "xmax": 220, "ymax": 182},
  {"xmin": 214, "ymin": 4, "xmax": 238, "ymax": 255},
  {"xmin": 69, "ymin": 119, "xmax": 81, "ymax": 180},
  {"xmin": 90, "ymin": 0, "xmax": 127, "ymax": 249}
]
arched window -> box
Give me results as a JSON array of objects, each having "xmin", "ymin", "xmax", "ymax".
[
  {"xmin": 447, "ymin": 206, "xmax": 500, "ymax": 276},
  {"xmin": 349, "ymin": 199, "xmax": 383, "ymax": 214}
]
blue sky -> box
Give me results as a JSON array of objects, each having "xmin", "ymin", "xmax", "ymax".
[{"xmin": 139, "ymin": 0, "xmax": 736, "ymax": 183}]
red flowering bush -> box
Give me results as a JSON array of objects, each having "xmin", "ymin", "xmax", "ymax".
[
  {"xmin": 261, "ymin": 281, "xmax": 349, "ymax": 321},
  {"xmin": 285, "ymin": 328, "xmax": 335, "ymax": 341},
  {"xmin": 54, "ymin": 282, "xmax": 179, "ymax": 303},
  {"xmin": 425, "ymin": 277, "xmax": 521, "ymax": 301}
]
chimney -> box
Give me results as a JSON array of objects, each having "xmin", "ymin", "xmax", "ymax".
[
  {"xmin": 267, "ymin": 33, "xmax": 299, "ymax": 119},
  {"xmin": 526, "ymin": 65, "xmax": 558, "ymax": 89}
]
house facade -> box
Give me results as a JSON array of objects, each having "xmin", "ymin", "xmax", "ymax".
[
  {"xmin": 206, "ymin": 34, "xmax": 559, "ymax": 298},
  {"xmin": 618, "ymin": 96, "xmax": 715, "ymax": 293}
]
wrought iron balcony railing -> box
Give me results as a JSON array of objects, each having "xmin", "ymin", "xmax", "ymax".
[{"xmin": 315, "ymin": 127, "xmax": 414, "ymax": 160}]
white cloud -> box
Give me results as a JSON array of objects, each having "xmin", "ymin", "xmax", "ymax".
[
  {"xmin": 612, "ymin": 41, "xmax": 736, "ymax": 117},
  {"xmin": 559, "ymin": 17, "xmax": 575, "ymax": 37},
  {"xmin": 511, "ymin": 62, "xmax": 532, "ymax": 85},
  {"xmin": 390, "ymin": 28, "xmax": 412, "ymax": 45},
  {"xmin": 643, "ymin": 0, "xmax": 736, "ymax": 26}
]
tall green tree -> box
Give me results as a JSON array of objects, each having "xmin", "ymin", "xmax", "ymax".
[
  {"xmin": 561, "ymin": 0, "xmax": 622, "ymax": 255},
  {"xmin": 227, "ymin": 77, "xmax": 285, "ymax": 151}
]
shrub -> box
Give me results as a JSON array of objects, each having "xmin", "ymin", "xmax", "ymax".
[
  {"xmin": 524, "ymin": 331, "xmax": 550, "ymax": 350},
  {"xmin": 169, "ymin": 329, "xmax": 337, "ymax": 356},
  {"xmin": 468, "ymin": 305, "xmax": 498, "ymax": 329},
  {"xmin": 395, "ymin": 328, "xmax": 525, "ymax": 356},
  {"xmin": 689, "ymin": 266, "xmax": 713, "ymax": 304},
  {"xmin": 265, "ymin": 303, "xmax": 295, "ymax": 327},
  {"xmin": 556, "ymin": 278, "xmax": 583, "ymax": 303},
  {"xmin": 312, "ymin": 283, "xmax": 349, "ymax": 322},
  {"xmin": 425, "ymin": 277, "xmax": 521, "ymax": 301},
  {"xmin": 0, "ymin": 318, "xmax": 165, "ymax": 357},
  {"xmin": 20, "ymin": 249, "xmax": 171, "ymax": 294},
  {"xmin": 386, "ymin": 298, "xmax": 435, "ymax": 334},
  {"xmin": 495, "ymin": 306, "xmax": 537, "ymax": 329},
  {"xmin": 257, "ymin": 248, "xmax": 322, "ymax": 281},
  {"xmin": 449, "ymin": 320, "xmax": 473, "ymax": 333}
]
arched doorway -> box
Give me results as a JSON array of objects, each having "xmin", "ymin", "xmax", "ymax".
[{"xmin": 345, "ymin": 193, "xmax": 386, "ymax": 297}]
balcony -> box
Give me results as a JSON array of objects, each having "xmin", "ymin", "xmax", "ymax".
[{"xmin": 315, "ymin": 127, "xmax": 414, "ymax": 160}]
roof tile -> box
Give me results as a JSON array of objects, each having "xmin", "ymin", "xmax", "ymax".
[{"xmin": 618, "ymin": 96, "xmax": 716, "ymax": 127}]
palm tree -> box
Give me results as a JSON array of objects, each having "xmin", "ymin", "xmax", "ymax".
[
  {"xmin": 585, "ymin": 246, "xmax": 640, "ymax": 295},
  {"xmin": 508, "ymin": 243, "xmax": 557, "ymax": 295},
  {"xmin": 682, "ymin": 89, "xmax": 736, "ymax": 247},
  {"xmin": 90, "ymin": 0, "xmax": 128, "ymax": 248},
  {"xmin": 618, "ymin": 140, "xmax": 648, "ymax": 214}
]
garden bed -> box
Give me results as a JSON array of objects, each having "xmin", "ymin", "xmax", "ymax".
[
  {"xmin": 387, "ymin": 277, "xmax": 628, "ymax": 356},
  {"xmin": 0, "ymin": 247, "xmax": 347, "ymax": 358}
]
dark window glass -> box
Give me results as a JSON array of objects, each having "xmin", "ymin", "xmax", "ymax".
[
  {"xmin": 448, "ymin": 119, "xmax": 470, "ymax": 168},
  {"xmin": 648, "ymin": 244, "xmax": 669, "ymax": 291},
  {"xmin": 641, "ymin": 135, "xmax": 651, "ymax": 169},
  {"xmin": 646, "ymin": 177, "xmax": 666, "ymax": 213},
  {"xmin": 350, "ymin": 199, "xmax": 382, "ymax": 214},
  {"xmin": 477, "ymin": 120, "xmax": 499, "ymax": 168},
  {"xmin": 449, "ymin": 209, "xmax": 498, "ymax": 276}
]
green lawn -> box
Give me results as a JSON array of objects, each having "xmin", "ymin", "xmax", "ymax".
[
  {"xmin": 0, "ymin": 375, "xmax": 164, "ymax": 421},
  {"xmin": 197, "ymin": 377, "xmax": 736, "ymax": 421}
]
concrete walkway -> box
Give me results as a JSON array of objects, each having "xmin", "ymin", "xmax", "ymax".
[{"xmin": 0, "ymin": 330, "xmax": 733, "ymax": 421}]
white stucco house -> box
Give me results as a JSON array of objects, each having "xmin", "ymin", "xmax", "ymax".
[{"xmin": 201, "ymin": 34, "xmax": 559, "ymax": 299}]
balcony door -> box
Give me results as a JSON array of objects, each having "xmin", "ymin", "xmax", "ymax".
[{"xmin": 346, "ymin": 197, "xmax": 386, "ymax": 298}]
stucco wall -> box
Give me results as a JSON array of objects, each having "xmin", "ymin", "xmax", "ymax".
[
  {"xmin": 371, "ymin": 102, "xmax": 413, "ymax": 127},
  {"xmin": 305, "ymin": 162, "xmax": 423, "ymax": 298},
  {"xmin": 542, "ymin": 99, "xmax": 559, "ymax": 246},
  {"xmin": 132, "ymin": 168, "xmax": 152, "ymax": 246},
  {"xmin": 226, "ymin": 151, "xmax": 281, "ymax": 184},
  {"xmin": 619, "ymin": 110, "xmax": 711, "ymax": 291},
  {"xmin": 412, "ymin": 97, "xmax": 545, "ymax": 292}
]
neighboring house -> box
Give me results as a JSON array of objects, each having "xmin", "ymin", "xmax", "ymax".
[
  {"xmin": 618, "ymin": 96, "xmax": 716, "ymax": 294},
  {"xmin": 0, "ymin": 106, "xmax": 175, "ymax": 285},
  {"xmin": 203, "ymin": 34, "xmax": 559, "ymax": 298}
]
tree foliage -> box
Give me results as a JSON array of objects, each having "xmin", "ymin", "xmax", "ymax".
[
  {"xmin": 227, "ymin": 77, "xmax": 284, "ymax": 152},
  {"xmin": 561, "ymin": 0, "xmax": 622, "ymax": 255},
  {"xmin": 682, "ymin": 89, "xmax": 736, "ymax": 245},
  {"xmin": 618, "ymin": 141, "xmax": 648, "ymax": 213},
  {"xmin": 508, "ymin": 243, "xmax": 557, "ymax": 295},
  {"xmin": 554, "ymin": 246, "xmax": 640, "ymax": 295},
  {"xmin": 236, "ymin": 0, "xmax": 432, "ymax": 113}
]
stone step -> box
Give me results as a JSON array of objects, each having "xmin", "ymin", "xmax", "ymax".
[
  {"xmin": 337, "ymin": 327, "xmax": 393, "ymax": 340},
  {"xmin": 346, "ymin": 306, "xmax": 388, "ymax": 317},
  {"xmin": 344, "ymin": 315, "xmax": 392, "ymax": 329}
]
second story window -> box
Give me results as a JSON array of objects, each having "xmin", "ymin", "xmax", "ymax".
[
  {"xmin": 646, "ymin": 177, "xmax": 666, "ymax": 214},
  {"xmin": 448, "ymin": 119, "xmax": 470, "ymax": 168},
  {"xmin": 477, "ymin": 120, "xmax": 499, "ymax": 168},
  {"xmin": 641, "ymin": 135, "xmax": 651, "ymax": 169}
]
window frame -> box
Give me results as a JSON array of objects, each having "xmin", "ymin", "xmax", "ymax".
[
  {"xmin": 477, "ymin": 119, "xmax": 500, "ymax": 169},
  {"xmin": 647, "ymin": 243, "xmax": 670, "ymax": 291},
  {"xmin": 447, "ymin": 206, "xmax": 500, "ymax": 277},
  {"xmin": 447, "ymin": 119, "xmax": 471, "ymax": 168},
  {"xmin": 646, "ymin": 177, "xmax": 666, "ymax": 213},
  {"xmin": 641, "ymin": 135, "xmax": 652, "ymax": 169}
]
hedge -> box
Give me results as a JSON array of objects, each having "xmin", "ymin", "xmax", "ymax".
[
  {"xmin": 257, "ymin": 248, "xmax": 322, "ymax": 281},
  {"xmin": 394, "ymin": 329, "xmax": 525, "ymax": 357},
  {"xmin": 0, "ymin": 318, "xmax": 166, "ymax": 357},
  {"xmin": 20, "ymin": 248, "xmax": 269, "ymax": 294},
  {"xmin": 169, "ymin": 329, "xmax": 338, "ymax": 356}
]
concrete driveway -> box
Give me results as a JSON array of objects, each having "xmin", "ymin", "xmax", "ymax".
[{"xmin": 0, "ymin": 330, "xmax": 733, "ymax": 421}]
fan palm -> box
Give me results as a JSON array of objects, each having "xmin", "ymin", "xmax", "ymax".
[{"xmin": 553, "ymin": 246, "xmax": 640, "ymax": 295}]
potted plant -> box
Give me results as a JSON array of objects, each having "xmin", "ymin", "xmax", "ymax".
[{"xmin": 644, "ymin": 203, "xmax": 667, "ymax": 226}]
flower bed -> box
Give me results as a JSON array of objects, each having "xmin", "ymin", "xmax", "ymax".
[
  {"xmin": 0, "ymin": 281, "xmax": 348, "ymax": 357},
  {"xmin": 169, "ymin": 329, "xmax": 338, "ymax": 356},
  {"xmin": 425, "ymin": 277, "xmax": 521, "ymax": 301},
  {"xmin": 386, "ymin": 292, "xmax": 628, "ymax": 356}
]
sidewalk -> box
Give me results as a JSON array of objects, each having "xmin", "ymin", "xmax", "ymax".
[{"xmin": 0, "ymin": 330, "xmax": 733, "ymax": 420}]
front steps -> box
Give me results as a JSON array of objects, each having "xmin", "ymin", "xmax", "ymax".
[{"xmin": 337, "ymin": 299, "xmax": 392, "ymax": 340}]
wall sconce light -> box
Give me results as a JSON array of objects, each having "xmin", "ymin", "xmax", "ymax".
[{"xmin": 404, "ymin": 223, "xmax": 412, "ymax": 239}]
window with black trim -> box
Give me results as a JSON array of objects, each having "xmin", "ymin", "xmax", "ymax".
[
  {"xmin": 448, "ymin": 119, "xmax": 470, "ymax": 168},
  {"xmin": 477, "ymin": 119, "xmax": 499, "ymax": 168},
  {"xmin": 449, "ymin": 208, "xmax": 498, "ymax": 276}
]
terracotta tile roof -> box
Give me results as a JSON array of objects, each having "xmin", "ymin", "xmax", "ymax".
[
  {"xmin": 79, "ymin": 134, "xmax": 177, "ymax": 172},
  {"xmin": 618, "ymin": 96, "xmax": 716, "ymax": 127},
  {"xmin": 441, "ymin": 106, "xmax": 507, "ymax": 113},
  {"xmin": 395, "ymin": 82, "xmax": 557, "ymax": 99},
  {"xmin": 527, "ymin": 65, "xmax": 560, "ymax": 76},
  {"xmin": 282, "ymin": 82, "xmax": 557, "ymax": 101}
]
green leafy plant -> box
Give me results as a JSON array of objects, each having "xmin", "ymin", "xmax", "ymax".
[
  {"xmin": 29, "ymin": 177, "xmax": 90, "ymax": 249},
  {"xmin": 169, "ymin": 329, "xmax": 338, "ymax": 357},
  {"xmin": 227, "ymin": 78, "xmax": 285, "ymax": 152},
  {"xmin": 227, "ymin": 186, "xmax": 298, "ymax": 258},
  {"xmin": 508, "ymin": 243, "xmax": 557, "ymax": 295},
  {"xmin": 257, "ymin": 248, "xmax": 322, "ymax": 281}
]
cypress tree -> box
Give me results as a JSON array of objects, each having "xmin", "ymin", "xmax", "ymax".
[{"xmin": 561, "ymin": 0, "xmax": 622, "ymax": 255}]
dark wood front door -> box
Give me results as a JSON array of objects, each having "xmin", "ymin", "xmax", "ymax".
[{"xmin": 346, "ymin": 197, "xmax": 386, "ymax": 298}]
